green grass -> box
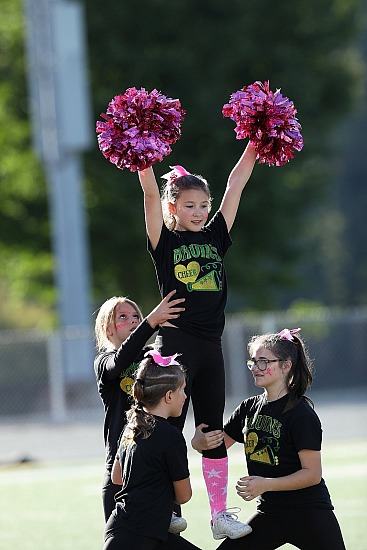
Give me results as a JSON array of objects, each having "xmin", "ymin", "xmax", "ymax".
[{"xmin": 0, "ymin": 439, "xmax": 366, "ymax": 549}]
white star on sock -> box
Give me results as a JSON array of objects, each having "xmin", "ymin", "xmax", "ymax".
[{"xmin": 207, "ymin": 468, "xmax": 222, "ymax": 479}]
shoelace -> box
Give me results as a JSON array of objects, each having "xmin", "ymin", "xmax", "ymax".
[{"xmin": 220, "ymin": 507, "xmax": 242, "ymax": 522}]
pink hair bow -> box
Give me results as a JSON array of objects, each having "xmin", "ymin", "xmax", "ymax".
[
  {"xmin": 161, "ymin": 165, "xmax": 191, "ymax": 185},
  {"xmin": 277, "ymin": 328, "xmax": 301, "ymax": 341},
  {"xmin": 145, "ymin": 349, "xmax": 181, "ymax": 366}
]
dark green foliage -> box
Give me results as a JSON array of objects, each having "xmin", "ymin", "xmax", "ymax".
[
  {"xmin": 86, "ymin": 0, "xmax": 365, "ymax": 312},
  {"xmin": 0, "ymin": 0, "xmax": 53, "ymax": 317},
  {"xmin": 0, "ymin": 0, "xmax": 365, "ymax": 325}
]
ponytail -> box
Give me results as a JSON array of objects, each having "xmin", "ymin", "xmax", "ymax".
[
  {"xmin": 248, "ymin": 331, "xmax": 313, "ymax": 413},
  {"xmin": 285, "ymin": 333, "xmax": 313, "ymax": 412},
  {"xmin": 122, "ymin": 356, "xmax": 186, "ymax": 440}
]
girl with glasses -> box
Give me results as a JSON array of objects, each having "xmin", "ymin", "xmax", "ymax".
[{"xmin": 192, "ymin": 328, "xmax": 346, "ymax": 549}]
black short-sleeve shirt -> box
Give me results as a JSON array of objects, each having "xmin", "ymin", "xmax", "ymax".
[
  {"xmin": 224, "ymin": 394, "xmax": 333, "ymax": 511},
  {"xmin": 115, "ymin": 416, "xmax": 190, "ymax": 541},
  {"xmin": 148, "ymin": 211, "xmax": 232, "ymax": 340}
]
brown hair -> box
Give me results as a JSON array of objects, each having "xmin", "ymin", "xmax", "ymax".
[
  {"xmin": 248, "ymin": 331, "xmax": 313, "ymax": 412},
  {"xmin": 161, "ymin": 173, "xmax": 212, "ymax": 230},
  {"xmin": 123, "ymin": 356, "xmax": 186, "ymax": 439}
]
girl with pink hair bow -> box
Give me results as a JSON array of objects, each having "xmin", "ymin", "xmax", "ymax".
[
  {"xmin": 138, "ymin": 142, "xmax": 256, "ymax": 540},
  {"xmin": 104, "ymin": 352, "xmax": 201, "ymax": 550},
  {"xmin": 192, "ymin": 328, "xmax": 346, "ymax": 549}
]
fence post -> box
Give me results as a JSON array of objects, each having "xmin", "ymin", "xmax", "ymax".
[{"xmin": 47, "ymin": 331, "xmax": 67, "ymax": 423}]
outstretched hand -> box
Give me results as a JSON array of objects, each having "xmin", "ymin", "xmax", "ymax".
[
  {"xmin": 236, "ymin": 475, "xmax": 267, "ymax": 501},
  {"xmin": 191, "ymin": 423, "xmax": 224, "ymax": 453},
  {"xmin": 147, "ymin": 290, "xmax": 185, "ymax": 329}
]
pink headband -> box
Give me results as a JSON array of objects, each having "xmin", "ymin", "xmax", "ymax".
[
  {"xmin": 277, "ymin": 328, "xmax": 301, "ymax": 341},
  {"xmin": 144, "ymin": 349, "xmax": 181, "ymax": 366},
  {"xmin": 161, "ymin": 165, "xmax": 191, "ymax": 185}
]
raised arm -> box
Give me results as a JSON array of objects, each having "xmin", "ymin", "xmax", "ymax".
[
  {"xmin": 98, "ymin": 291, "xmax": 185, "ymax": 383},
  {"xmin": 95, "ymin": 320, "xmax": 156, "ymax": 383},
  {"xmin": 219, "ymin": 142, "xmax": 257, "ymax": 232},
  {"xmin": 138, "ymin": 166, "xmax": 164, "ymax": 250}
]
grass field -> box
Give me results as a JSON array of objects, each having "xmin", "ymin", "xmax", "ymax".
[{"xmin": 0, "ymin": 439, "xmax": 366, "ymax": 550}]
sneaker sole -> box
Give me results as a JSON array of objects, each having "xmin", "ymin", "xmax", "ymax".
[
  {"xmin": 213, "ymin": 533, "xmax": 227, "ymax": 540},
  {"xmin": 212, "ymin": 526, "xmax": 252, "ymax": 540}
]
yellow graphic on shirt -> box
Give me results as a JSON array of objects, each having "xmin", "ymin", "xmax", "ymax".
[
  {"xmin": 174, "ymin": 261, "xmax": 222, "ymax": 292},
  {"xmin": 122, "ymin": 437, "xmax": 136, "ymax": 449},
  {"xmin": 120, "ymin": 362, "xmax": 139, "ymax": 395},
  {"xmin": 120, "ymin": 377, "xmax": 134, "ymax": 395},
  {"xmin": 245, "ymin": 432, "xmax": 258, "ymax": 455},
  {"xmin": 244, "ymin": 431, "xmax": 279, "ymax": 466},
  {"xmin": 188, "ymin": 270, "xmax": 220, "ymax": 291},
  {"xmin": 174, "ymin": 262, "xmax": 200, "ymax": 284},
  {"xmin": 250, "ymin": 445, "xmax": 278, "ymax": 465}
]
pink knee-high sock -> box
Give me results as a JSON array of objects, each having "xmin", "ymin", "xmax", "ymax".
[{"xmin": 202, "ymin": 456, "xmax": 228, "ymax": 522}]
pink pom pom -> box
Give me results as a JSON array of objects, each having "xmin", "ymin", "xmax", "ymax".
[
  {"xmin": 222, "ymin": 81, "xmax": 304, "ymax": 166},
  {"xmin": 96, "ymin": 87, "xmax": 185, "ymax": 172}
]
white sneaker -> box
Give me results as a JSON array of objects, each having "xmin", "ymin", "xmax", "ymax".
[
  {"xmin": 211, "ymin": 508, "xmax": 252, "ymax": 540},
  {"xmin": 168, "ymin": 512, "xmax": 187, "ymax": 534}
]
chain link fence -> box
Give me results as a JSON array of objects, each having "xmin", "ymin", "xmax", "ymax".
[
  {"xmin": 223, "ymin": 306, "xmax": 367, "ymax": 402},
  {"xmin": 1, "ymin": 306, "xmax": 366, "ymax": 423}
]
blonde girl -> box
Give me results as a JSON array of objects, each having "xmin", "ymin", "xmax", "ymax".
[{"xmin": 94, "ymin": 290, "xmax": 185, "ymax": 524}]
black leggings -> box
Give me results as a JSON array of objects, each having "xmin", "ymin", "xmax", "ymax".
[
  {"xmin": 155, "ymin": 327, "xmax": 226, "ymax": 459},
  {"xmin": 216, "ymin": 508, "xmax": 346, "ymax": 550}
]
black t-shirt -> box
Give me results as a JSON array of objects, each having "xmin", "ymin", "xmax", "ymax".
[
  {"xmin": 115, "ymin": 416, "xmax": 190, "ymax": 541},
  {"xmin": 148, "ymin": 211, "xmax": 232, "ymax": 340},
  {"xmin": 94, "ymin": 320, "xmax": 155, "ymax": 471},
  {"xmin": 224, "ymin": 394, "xmax": 333, "ymax": 511}
]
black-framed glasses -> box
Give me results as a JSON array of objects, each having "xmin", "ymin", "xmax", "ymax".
[{"xmin": 247, "ymin": 359, "xmax": 281, "ymax": 371}]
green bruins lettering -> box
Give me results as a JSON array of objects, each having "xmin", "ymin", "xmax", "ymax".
[
  {"xmin": 173, "ymin": 244, "xmax": 222, "ymax": 264},
  {"xmin": 247, "ymin": 414, "xmax": 282, "ymax": 439}
]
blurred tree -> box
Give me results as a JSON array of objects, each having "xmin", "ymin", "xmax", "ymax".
[
  {"xmin": 296, "ymin": 26, "xmax": 367, "ymax": 308},
  {"xmin": 0, "ymin": 0, "xmax": 55, "ymax": 327},
  {"xmin": 0, "ymin": 0, "xmax": 365, "ymax": 328},
  {"xmin": 85, "ymin": 0, "xmax": 365, "ymax": 312}
]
